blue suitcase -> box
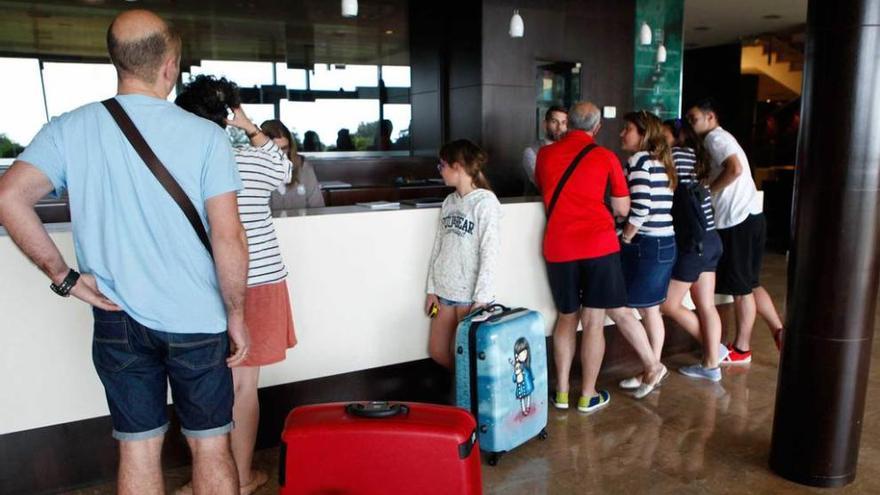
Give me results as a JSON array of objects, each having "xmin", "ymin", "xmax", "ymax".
[{"xmin": 454, "ymin": 304, "xmax": 548, "ymax": 465}]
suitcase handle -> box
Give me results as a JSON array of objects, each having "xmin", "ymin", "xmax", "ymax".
[
  {"xmin": 462, "ymin": 303, "xmax": 509, "ymax": 321},
  {"xmin": 486, "ymin": 307, "xmax": 528, "ymax": 323},
  {"xmin": 345, "ymin": 401, "xmax": 410, "ymax": 419}
]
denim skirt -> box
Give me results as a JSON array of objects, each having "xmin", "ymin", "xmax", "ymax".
[{"xmin": 620, "ymin": 234, "xmax": 677, "ymax": 308}]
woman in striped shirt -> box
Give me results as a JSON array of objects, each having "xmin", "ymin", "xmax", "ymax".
[
  {"xmin": 176, "ymin": 75, "xmax": 296, "ymax": 494},
  {"xmin": 660, "ymin": 119, "xmax": 726, "ymax": 382},
  {"xmin": 617, "ymin": 110, "xmax": 677, "ymax": 392}
]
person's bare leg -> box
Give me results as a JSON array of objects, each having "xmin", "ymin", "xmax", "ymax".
[
  {"xmin": 118, "ymin": 435, "xmax": 165, "ymax": 495},
  {"xmin": 428, "ymin": 304, "xmax": 459, "ymax": 369},
  {"xmin": 718, "ymin": 302, "xmax": 734, "ymax": 345},
  {"xmin": 231, "ymin": 366, "xmax": 262, "ymax": 488},
  {"xmin": 188, "ymin": 434, "xmax": 238, "ymax": 495},
  {"xmin": 607, "ymin": 307, "xmax": 663, "ymax": 383},
  {"xmin": 553, "ymin": 311, "xmax": 580, "ymax": 394},
  {"xmin": 579, "ymin": 308, "xmax": 606, "ymax": 397},
  {"xmin": 754, "ymin": 285, "xmax": 784, "ymax": 332},
  {"xmin": 661, "ymin": 280, "xmax": 701, "ymax": 342},
  {"xmin": 692, "ymin": 273, "xmax": 723, "ymax": 368},
  {"xmin": 732, "ymin": 293, "xmax": 757, "ymax": 352},
  {"xmin": 638, "ymin": 305, "xmax": 665, "ymax": 361}
]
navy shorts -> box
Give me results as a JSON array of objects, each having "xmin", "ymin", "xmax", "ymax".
[
  {"xmin": 715, "ymin": 213, "xmax": 766, "ymax": 295},
  {"xmin": 672, "ymin": 230, "xmax": 724, "ymax": 283},
  {"xmin": 92, "ymin": 308, "xmax": 234, "ymax": 441},
  {"xmin": 620, "ymin": 235, "xmax": 677, "ymax": 308},
  {"xmin": 546, "ymin": 252, "xmax": 628, "ymax": 313}
]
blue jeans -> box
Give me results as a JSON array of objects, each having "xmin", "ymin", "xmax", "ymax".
[
  {"xmin": 92, "ymin": 308, "xmax": 234, "ymax": 441},
  {"xmin": 620, "ymin": 235, "xmax": 677, "ymax": 307}
]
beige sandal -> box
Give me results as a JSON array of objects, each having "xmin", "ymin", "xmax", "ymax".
[{"xmin": 239, "ymin": 469, "xmax": 269, "ymax": 495}]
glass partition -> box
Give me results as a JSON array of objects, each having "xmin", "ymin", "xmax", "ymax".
[{"xmin": 0, "ymin": 0, "xmax": 411, "ymax": 158}]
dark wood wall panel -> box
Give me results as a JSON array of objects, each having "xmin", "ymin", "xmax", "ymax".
[{"xmin": 480, "ymin": 0, "xmax": 636, "ymax": 196}]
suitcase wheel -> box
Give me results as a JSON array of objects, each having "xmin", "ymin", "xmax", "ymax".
[
  {"xmin": 539, "ymin": 428, "xmax": 549, "ymax": 440},
  {"xmin": 488, "ymin": 452, "xmax": 502, "ymax": 466},
  {"xmin": 457, "ymin": 346, "xmax": 464, "ymax": 354}
]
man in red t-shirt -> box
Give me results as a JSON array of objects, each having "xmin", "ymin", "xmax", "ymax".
[{"xmin": 535, "ymin": 102, "xmax": 667, "ymax": 412}]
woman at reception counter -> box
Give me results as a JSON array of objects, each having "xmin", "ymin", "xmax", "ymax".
[
  {"xmin": 424, "ymin": 139, "xmax": 501, "ymax": 369},
  {"xmin": 262, "ymin": 119, "xmax": 326, "ymax": 210}
]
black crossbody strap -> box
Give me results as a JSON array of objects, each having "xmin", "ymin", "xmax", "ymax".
[
  {"xmin": 546, "ymin": 143, "xmax": 597, "ymax": 221},
  {"xmin": 102, "ymin": 98, "xmax": 213, "ymax": 259}
]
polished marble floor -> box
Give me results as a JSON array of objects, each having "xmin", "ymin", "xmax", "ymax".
[{"xmin": 68, "ymin": 253, "xmax": 880, "ymax": 494}]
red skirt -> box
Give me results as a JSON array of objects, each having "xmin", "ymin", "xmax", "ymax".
[{"xmin": 242, "ymin": 280, "xmax": 297, "ymax": 367}]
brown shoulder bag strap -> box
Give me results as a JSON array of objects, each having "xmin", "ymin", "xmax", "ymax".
[
  {"xmin": 102, "ymin": 98, "xmax": 213, "ymax": 259},
  {"xmin": 546, "ymin": 143, "xmax": 597, "ymax": 222}
]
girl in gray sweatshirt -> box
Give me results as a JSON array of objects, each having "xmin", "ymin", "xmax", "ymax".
[{"xmin": 425, "ymin": 139, "xmax": 502, "ymax": 369}]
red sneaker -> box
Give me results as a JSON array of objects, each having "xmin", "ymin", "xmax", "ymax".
[
  {"xmin": 720, "ymin": 344, "xmax": 752, "ymax": 365},
  {"xmin": 773, "ymin": 329, "xmax": 784, "ymax": 351}
]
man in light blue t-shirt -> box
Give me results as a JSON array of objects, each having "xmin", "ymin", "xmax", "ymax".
[{"xmin": 0, "ymin": 10, "xmax": 249, "ymax": 494}]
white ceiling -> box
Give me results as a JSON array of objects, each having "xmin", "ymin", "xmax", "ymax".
[{"xmin": 684, "ymin": 0, "xmax": 807, "ymax": 48}]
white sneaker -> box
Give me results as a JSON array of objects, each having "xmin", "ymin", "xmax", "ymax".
[{"xmin": 619, "ymin": 376, "xmax": 642, "ymax": 390}]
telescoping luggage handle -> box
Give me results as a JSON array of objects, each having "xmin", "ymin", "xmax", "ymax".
[{"xmin": 345, "ymin": 401, "xmax": 410, "ymax": 419}]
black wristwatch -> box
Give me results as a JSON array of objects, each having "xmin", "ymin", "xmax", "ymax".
[{"xmin": 50, "ymin": 269, "xmax": 80, "ymax": 297}]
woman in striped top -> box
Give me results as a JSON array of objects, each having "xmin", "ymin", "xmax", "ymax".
[
  {"xmin": 616, "ymin": 110, "xmax": 678, "ymax": 391},
  {"xmin": 176, "ymin": 75, "xmax": 295, "ymax": 494},
  {"xmin": 659, "ymin": 119, "xmax": 726, "ymax": 382}
]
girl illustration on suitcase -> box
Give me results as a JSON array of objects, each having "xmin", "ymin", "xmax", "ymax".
[{"xmin": 511, "ymin": 337, "xmax": 535, "ymax": 415}]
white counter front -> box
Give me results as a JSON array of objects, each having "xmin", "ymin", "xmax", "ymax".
[{"xmin": 0, "ymin": 200, "xmax": 557, "ymax": 434}]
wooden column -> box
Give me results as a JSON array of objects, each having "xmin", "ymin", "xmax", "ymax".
[{"xmin": 769, "ymin": 0, "xmax": 880, "ymax": 487}]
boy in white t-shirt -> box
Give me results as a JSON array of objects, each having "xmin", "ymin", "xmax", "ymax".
[{"xmin": 686, "ymin": 98, "xmax": 785, "ymax": 364}]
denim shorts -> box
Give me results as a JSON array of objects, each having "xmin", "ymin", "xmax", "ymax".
[
  {"xmin": 438, "ymin": 296, "xmax": 473, "ymax": 307},
  {"xmin": 92, "ymin": 307, "xmax": 234, "ymax": 441},
  {"xmin": 672, "ymin": 230, "xmax": 723, "ymax": 283},
  {"xmin": 620, "ymin": 234, "xmax": 677, "ymax": 308}
]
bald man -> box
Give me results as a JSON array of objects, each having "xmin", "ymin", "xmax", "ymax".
[
  {"xmin": 535, "ymin": 102, "xmax": 667, "ymax": 413},
  {"xmin": 0, "ymin": 10, "xmax": 248, "ymax": 495}
]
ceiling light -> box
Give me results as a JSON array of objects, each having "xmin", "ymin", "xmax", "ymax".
[
  {"xmin": 385, "ymin": 29, "xmax": 394, "ymax": 35},
  {"xmin": 640, "ymin": 21, "xmax": 652, "ymax": 45},
  {"xmin": 509, "ymin": 9, "xmax": 524, "ymax": 38},
  {"xmin": 342, "ymin": 0, "xmax": 358, "ymax": 18},
  {"xmin": 656, "ymin": 44, "xmax": 667, "ymax": 64}
]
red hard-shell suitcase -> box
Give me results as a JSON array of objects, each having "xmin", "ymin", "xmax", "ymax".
[{"xmin": 279, "ymin": 401, "xmax": 482, "ymax": 495}]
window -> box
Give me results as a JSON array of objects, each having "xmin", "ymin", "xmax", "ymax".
[
  {"xmin": 0, "ymin": 58, "xmax": 46, "ymax": 158},
  {"xmin": 42, "ymin": 62, "xmax": 117, "ymax": 118}
]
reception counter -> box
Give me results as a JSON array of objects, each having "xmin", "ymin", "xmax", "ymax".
[{"xmin": 1, "ymin": 198, "xmax": 556, "ymax": 436}]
